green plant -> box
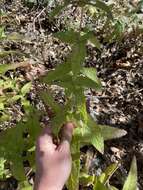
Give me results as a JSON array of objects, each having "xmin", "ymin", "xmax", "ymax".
[
  {"xmin": 38, "ymin": 1, "xmax": 127, "ymax": 189},
  {"xmin": 0, "ymin": 25, "xmax": 31, "ymax": 122},
  {"xmin": 0, "ymin": 67, "xmax": 31, "ymax": 122},
  {"xmin": 0, "ymin": 157, "xmax": 11, "ymax": 179},
  {"xmin": 79, "ymin": 157, "xmax": 137, "ymax": 190}
]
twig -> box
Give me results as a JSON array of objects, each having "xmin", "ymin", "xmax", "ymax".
[
  {"xmin": 79, "ymin": 7, "xmax": 84, "ymax": 32},
  {"xmin": 33, "ymin": 8, "xmax": 46, "ymax": 31}
]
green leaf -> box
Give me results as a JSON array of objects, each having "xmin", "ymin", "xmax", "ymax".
[
  {"xmin": 21, "ymin": 99, "xmax": 31, "ymax": 113},
  {"xmin": 99, "ymin": 163, "xmax": 119, "ymax": 184},
  {"xmin": 0, "ymin": 62, "xmax": 27, "ymax": 74},
  {"xmin": 0, "ymin": 103, "xmax": 4, "ymax": 110},
  {"xmin": 91, "ymin": 126, "xmax": 104, "ymax": 153},
  {"xmin": 109, "ymin": 185, "xmax": 119, "ymax": 190},
  {"xmin": 24, "ymin": 110, "xmax": 41, "ymax": 143},
  {"xmin": 54, "ymin": 30, "xmax": 78, "ymax": 44},
  {"xmin": 81, "ymin": 67, "xmax": 100, "ymax": 83},
  {"xmin": 0, "ymin": 125, "xmax": 25, "ymax": 180},
  {"xmin": 51, "ymin": 109, "xmax": 67, "ymax": 135},
  {"xmin": 87, "ymin": 116, "xmax": 104, "ymax": 153},
  {"xmin": 21, "ymin": 82, "xmax": 31, "ymax": 96},
  {"xmin": 68, "ymin": 159, "xmax": 80, "ymax": 190},
  {"xmin": 0, "ymin": 109, "xmax": 41, "ymax": 180},
  {"xmin": 0, "ymin": 157, "xmax": 6, "ymax": 179},
  {"xmin": 99, "ymin": 125, "xmax": 127, "ymax": 141},
  {"xmin": 11, "ymin": 158, "xmax": 26, "ymax": 181},
  {"xmin": 85, "ymin": 31, "xmax": 101, "ymax": 50},
  {"xmin": 122, "ymin": 157, "xmax": 137, "ymax": 190},
  {"xmin": 89, "ymin": 0, "xmax": 113, "ymax": 19},
  {"xmin": 40, "ymin": 91, "xmax": 62, "ymax": 113},
  {"xmin": 10, "ymin": 95, "xmax": 22, "ymax": 103},
  {"xmin": 74, "ymin": 116, "xmax": 104, "ymax": 154},
  {"xmin": 0, "ymin": 27, "xmax": 6, "ymax": 39},
  {"xmin": 94, "ymin": 179, "xmax": 109, "ymax": 190},
  {"xmin": 67, "ymin": 140, "xmax": 80, "ymax": 190},
  {"xmin": 71, "ymin": 43, "xmax": 86, "ymax": 76},
  {"xmin": 80, "ymin": 173, "xmax": 94, "ymax": 186},
  {"xmin": 75, "ymin": 76, "xmax": 102, "ymax": 91},
  {"xmin": 19, "ymin": 181, "xmax": 32, "ymax": 190},
  {"xmin": 0, "ymin": 113, "xmax": 11, "ymax": 122},
  {"xmin": 88, "ymin": 35, "xmax": 101, "ymax": 50},
  {"xmin": 74, "ymin": 88, "xmax": 88, "ymax": 124},
  {"xmin": 40, "ymin": 62, "xmax": 71, "ymax": 83}
]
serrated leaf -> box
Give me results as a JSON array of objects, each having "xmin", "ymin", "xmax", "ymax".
[
  {"xmin": 51, "ymin": 109, "xmax": 67, "ymax": 135},
  {"xmin": 76, "ymin": 76, "xmax": 102, "ymax": 90},
  {"xmin": 56, "ymin": 73, "xmax": 101, "ymax": 90},
  {"xmin": 54, "ymin": 30, "xmax": 78, "ymax": 44},
  {"xmin": 40, "ymin": 91, "xmax": 62, "ymax": 113},
  {"xmin": 122, "ymin": 157, "xmax": 137, "ymax": 190},
  {"xmin": 24, "ymin": 110, "xmax": 41, "ymax": 142},
  {"xmin": 21, "ymin": 82, "xmax": 31, "ymax": 96},
  {"xmin": 40, "ymin": 62, "xmax": 71, "ymax": 83},
  {"xmin": 99, "ymin": 125, "xmax": 127, "ymax": 141}
]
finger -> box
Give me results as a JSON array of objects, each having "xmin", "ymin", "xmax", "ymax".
[
  {"xmin": 61, "ymin": 122, "xmax": 75, "ymax": 144},
  {"xmin": 36, "ymin": 127, "xmax": 56, "ymax": 152}
]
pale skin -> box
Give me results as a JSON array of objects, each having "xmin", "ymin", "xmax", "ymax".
[{"xmin": 34, "ymin": 123, "xmax": 74, "ymax": 190}]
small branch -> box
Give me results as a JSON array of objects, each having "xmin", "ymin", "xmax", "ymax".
[
  {"xmin": 33, "ymin": 8, "xmax": 46, "ymax": 31},
  {"xmin": 79, "ymin": 7, "xmax": 84, "ymax": 33}
]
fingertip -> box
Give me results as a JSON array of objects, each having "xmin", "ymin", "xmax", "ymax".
[
  {"xmin": 64, "ymin": 122, "xmax": 75, "ymax": 131},
  {"xmin": 62, "ymin": 122, "xmax": 75, "ymax": 143}
]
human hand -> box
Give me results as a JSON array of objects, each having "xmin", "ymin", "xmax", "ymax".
[{"xmin": 34, "ymin": 122, "xmax": 74, "ymax": 190}]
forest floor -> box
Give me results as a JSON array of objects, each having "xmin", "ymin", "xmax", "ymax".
[{"xmin": 0, "ymin": 0, "xmax": 143, "ymax": 189}]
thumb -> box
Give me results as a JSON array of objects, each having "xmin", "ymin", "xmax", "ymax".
[
  {"xmin": 58, "ymin": 122, "xmax": 75, "ymax": 153},
  {"xmin": 61, "ymin": 122, "xmax": 75, "ymax": 144}
]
